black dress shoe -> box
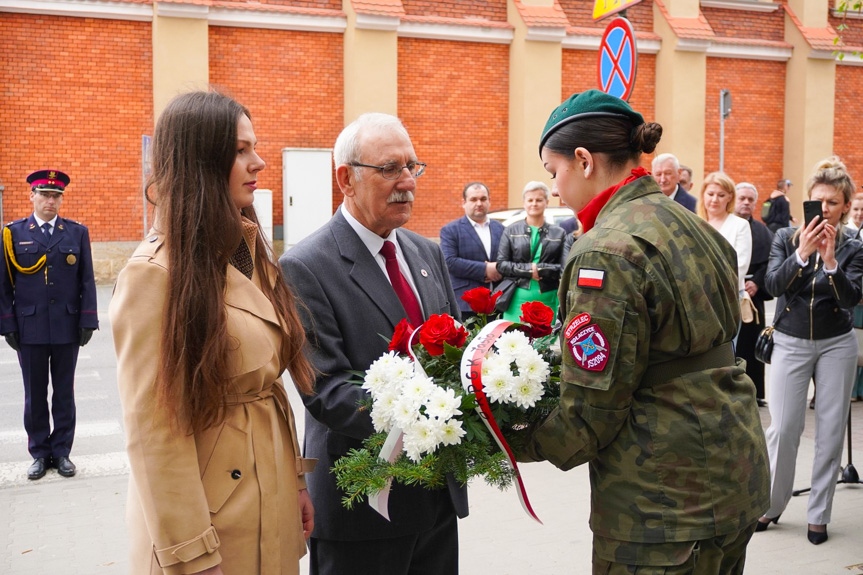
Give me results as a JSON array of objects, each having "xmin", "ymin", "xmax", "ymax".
[
  {"xmin": 757, "ymin": 399, "xmax": 768, "ymax": 407},
  {"xmin": 54, "ymin": 456, "xmax": 76, "ymax": 478},
  {"xmin": 807, "ymin": 526, "xmax": 828, "ymax": 545},
  {"xmin": 754, "ymin": 514, "xmax": 780, "ymax": 533},
  {"xmin": 27, "ymin": 457, "xmax": 49, "ymax": 480}
]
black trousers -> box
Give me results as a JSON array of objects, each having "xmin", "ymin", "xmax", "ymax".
[
  {"xmin": 19, "ymin": 342, "xmax": 79, "ymax": 459},
  {"xmin": 309, "ymin": 497, "xmax": 459, "ymax": 575}
]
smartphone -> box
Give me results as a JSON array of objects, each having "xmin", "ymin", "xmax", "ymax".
[{"xmin": 803, "ymin": 201, "xmax": 823, "ymax": 227}]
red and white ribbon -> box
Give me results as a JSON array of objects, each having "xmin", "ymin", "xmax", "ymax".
[
  {"xmin": 460, "ymin": 319, "xmax": 542, "ymax": 524},
  {"xmin": 369, "ymin": 320, "xmax": 542, "ymax": 524}
]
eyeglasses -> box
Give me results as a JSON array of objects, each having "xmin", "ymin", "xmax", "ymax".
[{"xmin": 349, "ymin": 161, "xmax": 426, "ymax": 180}]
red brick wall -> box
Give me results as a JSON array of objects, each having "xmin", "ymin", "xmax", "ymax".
[
  {"xmin": 209, "ymin": 26, "xmax": 344, "ymax": 226},
  {"xmin": 702, "ymin": 6, "xmax": 784, "ymax": 41},
  {"xmin": 561, "ymin": 49, "xmax": 656, "ymax": 169},
  {"xmin": 703, "ymin": 57, "xmax": 785, "ymax": 212},
  {"xmin": 0, "ymin": 14, "xmax": 152, "ymax": 241},
  {"xmin": 834, "ymin": 65, "xmax": 863, "ymax": 184},
  {"xmin": 402, "ymin": 0, "xmax": 507, "ymax": 21},
  {"xmin": 397, "ymin": 38, "xmax": 509, "ymax": 237}
]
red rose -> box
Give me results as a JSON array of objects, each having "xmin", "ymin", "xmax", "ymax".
[
  {"xmin": 389, "ymin": 318, "xmax": 416, "ymax": 355},
  {"xmin": 419, "ymin": 314, "xmax": 469, "ymax": 356},
  {"xmin": 461, "ymin": 287, "xmax": 501, "ymax": 315},
  {"xmin": 519, "ymin": 301, "xmax": 554, "ymax": 338}
]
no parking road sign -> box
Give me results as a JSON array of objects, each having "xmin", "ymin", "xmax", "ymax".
[{"xmin": 597, "ymin": 17, "xmax": 637, "ymax": 101}]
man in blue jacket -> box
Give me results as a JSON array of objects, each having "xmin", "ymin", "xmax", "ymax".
[
  {"xmin": 439, "ymin": 182, "xmax": 505, "ymax": 317},
  {"xmin": 0, "ymin": 170, "xmax": 98, "ymax": 480}
]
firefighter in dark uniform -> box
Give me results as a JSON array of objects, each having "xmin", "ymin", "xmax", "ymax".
[{"xmin": 0, "ymin": 170, "xmax": 98, "ymax": 480}]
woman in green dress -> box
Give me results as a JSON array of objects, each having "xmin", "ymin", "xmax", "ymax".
[{"xmin": 496, "ymin": 181, "xmax": 566, "ymax": 322}]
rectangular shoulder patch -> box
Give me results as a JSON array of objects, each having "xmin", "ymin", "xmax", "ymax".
[{"xmin": 577, "ymin": 268, "xmax": 605, "ymax": 290}]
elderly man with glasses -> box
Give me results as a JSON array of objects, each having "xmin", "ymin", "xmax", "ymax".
[{"xmin": 280, "ymin": 113, "xmax": 467, "ymax": 575}]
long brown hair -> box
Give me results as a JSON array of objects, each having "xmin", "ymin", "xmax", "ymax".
[{"xmin": 146, "ymin": 90, "xmax": 314, "ymax": 433}]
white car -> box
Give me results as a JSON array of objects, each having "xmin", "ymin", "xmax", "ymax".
[{"xmin": 488, "ymin": 206, "xmax": 576, "ymax": 228}]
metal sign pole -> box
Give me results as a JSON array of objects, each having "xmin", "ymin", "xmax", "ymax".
[{"xmin": 720, "ymin": 93, "xmax": 725, "ymax": 173}]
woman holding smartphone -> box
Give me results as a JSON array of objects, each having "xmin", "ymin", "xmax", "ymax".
[{"xmin": 758, "ymin": 157, "xmax": 863, "ymax": 545}]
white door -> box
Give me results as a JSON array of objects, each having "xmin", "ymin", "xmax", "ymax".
[{"xmin": 282, "ymin": 148, "xmax": 333, "ymax": 248}]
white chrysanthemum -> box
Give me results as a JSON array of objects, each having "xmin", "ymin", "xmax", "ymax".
[
  {"xmin": 403, "ymin": 374, "xmax": 436, "ymax": 404},
  {"xmin": 493, "ymin": 330, "xmax": 528, "ymax": 360},
  {"xmin": 481, "ymin": 353, "xmax": 508, "ymax": 378},
  {"xmin": 516, "ymin": 351, "xmax": 550, "ymax": 384},
  {"xmin": 511, "ymin": 376, "xmax": 544, "ymax": 409},
  {"xmin": 371, "ymin": 406, "xmax": 393, "ymax": 433},
  {"xmin": 483, "ymin": 367, "xmax": 513, "ymax": 404},
  {"xmin": 403, "ymin": 418, "xmax": 442, "ymax": 462},
  {"xmin": 439, "ymin": 419, "xmax": 466, "ymax": 446},
  {"xmin": 425, "ymin": 386, "xmax": 462, "ymax": 421},
  {"xmin": 392, "ymin": 394, "xmax": 423, "ymax": 429},
  {"xmin": 391, "ymin": 356, "xmax": 416, "ymax": 384}
]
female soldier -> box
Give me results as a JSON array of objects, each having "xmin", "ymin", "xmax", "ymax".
[
  {"xmin": 110, "ymin": 91, "xmax": 316, "ymax": 574},
  {"xmin": 758, "ymin": 157, "xmax": 863, "ymax": 545},
  {"xmin": 517, "ymin": 90, "xmax": 769, "ymax": 574}
]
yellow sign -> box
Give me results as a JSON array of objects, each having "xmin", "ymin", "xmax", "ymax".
[{"xmin": 593, "ymin": 0, "xmax": 644, "ymax": 20}]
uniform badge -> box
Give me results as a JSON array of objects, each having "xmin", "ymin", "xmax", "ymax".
[
  {"xmin": 18, "ymin": 241, "xmax": 34, "ymax": 246},
  {"xmin": 48, "ymin": 171, "xmax": 57, "ymax": 180},
  {"xmin": 564, "ymin": 312, "xmax": 591, "ymax": 339},
  {"xmin": 57, "ymin": 224, "xmax": 64, "ymax": 230},
  {"xmin": 577, "ymin": 268, "xmax": 605, "ymax": 290},
  {"xmin": 66, "ymin": 254, "xmax": 77, "ymax": 265},
  {"xmin": 567, "ymin": 323, "xmax": 610, "ymax": 372},
  {"xmin": 29, "ymin": 223, "xmax": 36, "ymax": 229}
]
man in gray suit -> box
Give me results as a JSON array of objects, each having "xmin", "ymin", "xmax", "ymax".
[{"xmin": 280, "ymin": 113, "xmax": 468, "ymax": 575}]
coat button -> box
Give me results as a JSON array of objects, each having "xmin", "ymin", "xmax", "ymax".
[{"xmin": 231, "ymin": 469, "xmax": 242, "ymax": 480}]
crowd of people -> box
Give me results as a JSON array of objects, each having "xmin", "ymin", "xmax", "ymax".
[{"xmin": 2, "ymin": 87, "xmax": 859, "ymax": 574}]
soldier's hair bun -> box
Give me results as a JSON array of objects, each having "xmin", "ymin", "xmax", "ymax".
[{"xmin": 631, "ymin": 122, "xmax": 662, "ymax": 154}]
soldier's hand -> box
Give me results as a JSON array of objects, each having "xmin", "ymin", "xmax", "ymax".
[
  {"xmin": 79, "ymin": 328, "xmax": 95, "ymax": 347},
  {"xmin": 4, "ymin": 332, "xmax": 20, "ymax": 352}
]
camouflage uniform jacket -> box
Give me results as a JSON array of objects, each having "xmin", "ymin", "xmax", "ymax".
[{"xmin": 521, "ymin": 176, "xmax": 769, "ymax": 561}]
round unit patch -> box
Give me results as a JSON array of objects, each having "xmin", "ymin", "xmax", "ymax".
[{"xmin": 567, "ymin": 323, "xmax": 610, "ymax": 372}]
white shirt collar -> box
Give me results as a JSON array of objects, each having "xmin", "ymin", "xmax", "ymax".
[
  {"xmin": 340, "ymin": 204, "xmax": 400, "ymax": 256},
  {"xmin": 33, "ymin": 214, "xmax": 58, "ymax": 229}
]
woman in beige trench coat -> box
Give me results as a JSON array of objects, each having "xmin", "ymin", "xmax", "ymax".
[{"xmin": 110, "ymin": 91, "xmax": 316, "ymax": 575}]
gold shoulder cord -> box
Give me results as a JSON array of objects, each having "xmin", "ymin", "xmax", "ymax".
[{"xmin": 2, "ymin": 226, "xmax": 47, "ymax": 287}]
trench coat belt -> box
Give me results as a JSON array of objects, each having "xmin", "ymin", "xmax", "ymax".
[{"xmin": 224, "ymin": 384, "xmax": 315, "ymax": 574}]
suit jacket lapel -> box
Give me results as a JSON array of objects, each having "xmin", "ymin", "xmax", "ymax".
[
  {"xmin": 28, "ymin": 215, "xmax": 48, "ymax": 247},
  {"xmin": 398, "ymin": 232, "xmax": 436, "ymax": 320},
  {"xmin": 332, "ymin": 212, "xmax": 407, "ymax": 329},
  {"xmin": 47, "ymin": 217, "xmax": 65, "ymax": 249},
  {"xmin": 461, "ymin": 216, "xmax": 487, "ymax": 258}
]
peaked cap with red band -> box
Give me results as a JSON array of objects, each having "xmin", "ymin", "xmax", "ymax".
[{"xmin": 26, "ymin": 169, "xmax": 70, "ymax": 193}]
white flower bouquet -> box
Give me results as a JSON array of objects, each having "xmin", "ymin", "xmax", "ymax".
[{"xmin": 332, "ymin": 288, "xmax": 560, "ymax": 520}]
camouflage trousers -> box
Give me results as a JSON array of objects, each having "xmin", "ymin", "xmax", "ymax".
[{"xmin": 592, "ymin": 522, "xmax": 758, "ymax": 575}]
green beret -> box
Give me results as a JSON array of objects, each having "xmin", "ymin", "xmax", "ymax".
[{"xmin": 539, "ymin": 90, "xmax": 645, "ymax": 156}]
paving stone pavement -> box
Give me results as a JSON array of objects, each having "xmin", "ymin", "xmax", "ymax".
[{"xmin": 2, "ymin": 294, "xmax": 862, "ymax": 574}]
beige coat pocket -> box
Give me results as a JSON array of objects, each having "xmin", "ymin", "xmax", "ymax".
[{"xmin": 201, "ymin": 423, "xmax": 248, "ymax": 514}]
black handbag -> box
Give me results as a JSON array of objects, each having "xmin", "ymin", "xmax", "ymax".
[
  {"xmin": 754, "ymin": 282, "xmax": 807, "ymax": 364},
  {"xmin": 753, "ymin": 326, "xmax": 774, "ymax": 364},
  {"xmin": 494, "ymin": 279, "xmax": 517, "ymax": 313}
]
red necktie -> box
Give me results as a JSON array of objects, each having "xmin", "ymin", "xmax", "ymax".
[{"xmin": 380, "ymin": 241, "xmax": 424, "ymax": 327}]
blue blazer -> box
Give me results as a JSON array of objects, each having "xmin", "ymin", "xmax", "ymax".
[
  {"xmin": 674, "ymin": 185, "xmax": 698, "ymax": 212},
  {"xmin": 0, "ymin": 214, "xmax": 98, "ymax": 345},
  {"xmin": 439, "ymin": 215, "xmax": 504, "ymax": 312}
]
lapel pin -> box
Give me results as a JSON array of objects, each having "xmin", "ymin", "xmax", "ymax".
[{"xmin": 421, "ymin": 269, "xmax": 428, "ymax": 277}]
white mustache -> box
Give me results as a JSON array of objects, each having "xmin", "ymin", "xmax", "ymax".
[{"xmin": 387, "ymin": 191, "xmax": 415, "ymax": 203}]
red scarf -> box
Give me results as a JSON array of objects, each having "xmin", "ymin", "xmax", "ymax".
[{"xmin": 577, "ymin": 167, "xmax": 650, "ymax": 233}]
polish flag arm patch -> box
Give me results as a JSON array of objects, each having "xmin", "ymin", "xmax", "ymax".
[{"xmin": 577, "ymin": 268, "xmax": 605, "ymax": 290}]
